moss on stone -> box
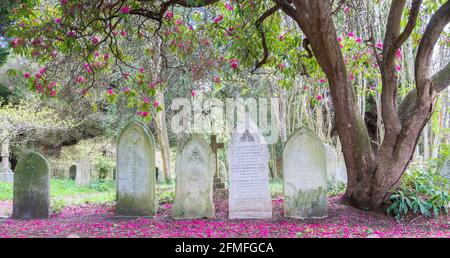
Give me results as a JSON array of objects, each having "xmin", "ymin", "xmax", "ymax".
[{"xmin": 284, "ymin": 187, "xmax": 327, "ymax": 219}]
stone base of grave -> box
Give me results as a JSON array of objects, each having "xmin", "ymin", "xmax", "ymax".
[{"xmin": 0, "ymin": 171, "xmax": 13, "ymax": 183}]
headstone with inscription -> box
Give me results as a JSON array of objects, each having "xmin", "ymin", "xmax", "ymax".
[
  {"xmin": 227, "ymin": 116, "xmax": 272, "ymax": 219},
  {"xmin": 172, "ymin": 136, "xmax": 215, "ymax": 219},
  {"xmin": 324, "ymin": 144, "xmax": 338, "ymax": 186},
  {"xmin": 440, "ymin": 159, "xmax": 450, "ymax": 182},
  {"xmin": 283, "ymin": 127, "xmax": 327, "ymax": 219},
  {"xmin": 75, "ymin": 160, "xmax": 91, "ymax": 187},
  {"xmin": 12, "ymin": 152, "xmax": 50, "ymax": 219},
  {"xmin": 116, "ymin": 120, "xmax": 157, "ymax": 217}
]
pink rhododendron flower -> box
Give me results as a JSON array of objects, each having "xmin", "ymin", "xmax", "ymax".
[
  {"xmin": 191, "ymin": 90, "xmax": 196, "ymax": 97},
  {"xmin": 319, "ymin": 78, "xmax": 327, "ymax": 84},
  {"xmin": 36, "ymin": 83, "xmax": 43, "ymax": 91},
  {"xmin": 54, "ymin": 18, "xmax": 62, "ymax": 24},
  {"xmin": 396, "ymin": 48, "xmax": 402, "ymax": 59},
  {"xmin": 121, "ymin": 30, "xmax": 127, "ymax": 37},
  {"xmin": 60, "ymin": 0, "xmax": 67, "ymax": 4},
  {"xmin": 50, "ymin": 90, "xmax": 57, "ymax": 97},
  {"xmin": 139, "ymin": 67, "xmax": 145, "ymax": 73},
  {"xmin": 213, "ymin": 76, "xmax": 221, "ymax": 84},
  {"xmin": 214, "ymin": 15, "xmax": 223, "ymax": 23},
  {"xmin": 278, "ymin": 63, "xmax": 285, "ymax": 71},
  {"xmin": 175, "ymin": 19, "xmax": 183, "ymax": 26},
  {"xmin": 165, "ymin": 11, "xmax": 173, "ymax": 20},
  {"xmin": 148, "ymin": 82, "xmax": 157, "ymax": 89},
  {"xmin": 395, "ymin": 65, "xmax": 401, "ymax": 71},
  {"xmin": 123, "ymin": 72, "xmax": 130, "ymax": 79},
  {"xmin": 315, "ymin": 94, "xmax": 323, "ymax": 101},
  {"xmin": 103, "ymin": 53, "xmax": 109, "ymax": 60},
  {"xmin": 94, "ymin": 51, "xmax": 100, "ymax": 58},
  {"xmin": 122, "ymin": 87, "xmax": 130, "ymax": 93},
  {"xmin": 355, "ymin": 37, "xmax": 362, "ymax": 43},
  {"xmin": 48, "ymin": 82, "xmax": 57, "ymax": 89},
  {"xmin": 153, "ymin": 101, "xmax": 159, "ymax": 108},
  {"xmin": 91, "ymin": 36, "xmax": 99, "ymax": 44},
  {"xmin": 138, "ymin": 111, "xmax": 149, "ymax": 117},
  {"xmin": 278, "ymin": 35, "xmax": 285, "ymax": 41},
  {"xmin": 106, "ymin": 88, "xmax": 114, "ymax": 95},
  {"xmin": 337, "ymin": 36, "xmax": 342, "ymax": 42},
  {"xmin": 225, "ymin": 2, "xmax": 233, "ymax": 11},
  {"xmin": 120, "ymin": 6, "xmax": 130, "ymax": 14},
  {"xmin": 23, "ymin": 73, "xmax": 30, "ymax": 79},
  {"xmin": 35, "ymin": 73, "xmax": 42, "ymax": 79},
  {"xmin": 348, "ymin": 32, "xmax": 354, "ymax": 38},
  {"xmin": 376, "ymin": 42, "xmax": 383, "ymax": 49},
  {"xmin": 350, "ymin": 73, "xmax": 355, "ymax": 81},
  {"xmin": 143, "ymin": 97, "xmax": 150, "ymax": 104},
  {"xmin": 76, "ymin": 76, "xmax": 86, "ymax": 83},
  {"xmin": 39, "ymin": 68, "xmax": 46, "ymax": 74},
  {"xmin": 51, "ymin": 50, "xmax": 58, "ymax": 58},
  {"xmin": 67, "ymin": 31, "xmax": 76, "ymax": 37},
  {"xmin": 229, "ymin": 58, "xmax": 239, "ymax": 69}
]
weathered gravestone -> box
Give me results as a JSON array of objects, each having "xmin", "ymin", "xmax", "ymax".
[
  {"xmin": 69, "ymin": 165, "xmax": 76, "ymax": 180},
  {"xmin": 116, "ymin": 120, "xmax": 157, "ymax": 217},
  {"xmin": 75, "ymin": 160, "xmax": 91, "ymax": 187},
  {"xmin": 172, "ymin": 136, "xmax": 215, "ymax": 219},
  {"xmin": 336, "ymin": 154, "xmax": 348, "ymax": 185},
  {"xmin": 324, "ymin": 144, "xmax": 338, "ymax": 186},
  {"xmin": 0, "ymin": 137, "xmax": 14, "ymax": 183},
  {"xmin": 440, "ymin": 159, "xmax": 450, "ymax": 181},
  {"xmin": 283, "ymin": 127, "xmax": 327, "ymax": 219},
  {"xmin": 12, "ymin": 152, "xmax": 50, "ymax": 219},
  {"xmin": 228, "ymin": 117, "xmax": 272, "ymax": 219}
]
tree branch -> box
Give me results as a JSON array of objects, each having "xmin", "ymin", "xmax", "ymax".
[
  {"xmin": 433, "ymin": 60, "xmax": 450, "ymax": 93},
  {"xmin": 252, "ymin": 4, "xmax": 280, "ymax": 72},
  {"xmin": 391, "ymin": 0, "xmax": 422, "ymax": 54}
]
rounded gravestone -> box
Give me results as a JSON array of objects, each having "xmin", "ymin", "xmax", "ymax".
[
  {"xmin": 172, "ymin": 136, "xmax": 215, "ymax": 219},
  {"xmin": 228, "ymin": 117, "xmax": 272, "ymax": 219},
  {"xmin": 12, "ymin": 152, "xmax": 50, "ymax": 219},
  {"xmin": 324, "ymin": 144, "xmax": 337, "ymax": 186},
  {"xmin": 116, "ymin": 120, "xmax": 157, "ymax": 217},
  {"xmin": 69, "ymin": 165, "xmax": 76, "ymax": 180},
  {"xmin": 283, "ymin": 127, "xmax": 327, "ymax": 219},
  {"xmin": 75, "ymin": 160, "xmax": 91, "ymax": 187}
]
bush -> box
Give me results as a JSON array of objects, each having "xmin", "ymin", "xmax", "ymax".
[
  {"xmin": 388, "ymin": 166, "xmax": 450, "ymax": 220},
  {"xmin": 90, "ymin": 179, "xmax": 115, "ymax": 192}
]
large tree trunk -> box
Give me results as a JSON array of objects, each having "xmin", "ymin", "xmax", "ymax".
[
  {"xmin": 154, "ymin": 90, "xmax": 172, "ymax": 182},
  {"xmin": 280, "ymin": 0, "xmax": 450, "ymax": 210}
]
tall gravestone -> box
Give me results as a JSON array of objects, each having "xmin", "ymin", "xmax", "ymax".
[
  {"xmin": 69, "ymin": 165, "xmax": 76, "ymax": 180},
  {"xmin": 228, "ymin": 117, "xmax": 272, "ymax": 219},
  {"xmin": 440, "ymin": 159, "xmax": 450, "ymax": 182},
  {"xmin": 116, "ymin": 120, "xmax": 157, "ymax": 217},
  {"xmin": 283, "ymin": 127, "xmax": 327, "ymax": 219},
  {"xmin": 324, "ymin": 144, "xmax": 338, "ymax": 186},
  {"xmin": 75, "ymin": 160, "xmax": 91, "ymax": 187},
  {"xmin": 12, "ymin": 152, "xmax": 50, "ymax": 219},
  {"xmin": 172, "ymin": 136, "xmax": 215, "ymax": 219}
]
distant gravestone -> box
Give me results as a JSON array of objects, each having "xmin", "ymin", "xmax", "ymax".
[
  {"xmin": 116, "ymin": 120, "xmax": 157, "ymax": 217},
  {"xmin": 12, "ymin": 152, "xmax": 50, "ymax": 219},
  {"xmin": 75, "ymin": 160, "xmax": 91, "ymax": 187},
  {"xmin": 69, "ymin": 165, "xmax": 76, "ymax": 180},
  {"xmin": 172, "ymin": 136, "xmax": 215, "ymax": 219},
  {"xmin": 228, "ymin": 117, "xmax": 272, "ymax": 219},
  {"xmin": 283, "ymin": 127, "xmax": 327, "ymax": 219},
  {"xmin": 324, "ymin": 144, "xmax": 337, "ymax": 186},
  {"xmin": 441, "ymin": 159, "xmax": 450, "ymax": 181},
  {"xmin": 337, "ymin": 154, "xmax": 348, "ymax": 184}
]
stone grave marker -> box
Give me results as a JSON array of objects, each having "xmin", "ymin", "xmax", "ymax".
[
  {"xmin": 69, "ymin": 165, "xmax": 76, "ymax": 180},
  {"xmin": 12, "ymin": 152, "xmax": 50, "ymax": 219},
  {"xmin": 227, "ymin": 116, "xmax": 272, "ymax": 219},
  {"xmin": 283, "ymin": 127, "xmax": 327, "ymax": 219},
  {"xmin": 75, "ymin": 160, "xmax": 91, "ymax": 187},
  {"xmin": 172, "ymin": 136, "xmax": 215, "ymax": 219},
  {"xmin": 116, "ymin": 120, "xmax": 157, "ymax": 217}
]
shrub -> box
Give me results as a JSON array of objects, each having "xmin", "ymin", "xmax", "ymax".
[{"xmin": 388, "ymin": 165, "xmax": 450, "ymax": 220}]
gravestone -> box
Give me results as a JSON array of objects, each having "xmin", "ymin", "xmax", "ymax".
[
  {"xmin": 0, "ymin": 137, "xmax": 14, "ymax": 183},
  {"xmin": 337, "ymin": 154, "xmax": 348, "ymax": 184},
  {"xmin": 75, "ymin": 160, "xmax": 91, "ymax": 187},
  {"xmin": 116, "ymin": 120, "xmax": 157, "ymax": 217},
  {"xmin": 69, "ymin": 165, "xmax": 76, "ymax": 180},
  {"xmin": 324, "ymin": 144, "xmax": 338, "ymax": 186},
  {"xmin": 12, "ymin": 152, "xmax": 50, "ymax": 219},
  {"xmin": 172, "ymin": 136, "xmax": 215, "ymax": 219},
  {"xmin": 283, "ymin": 127, "xmax": 327, "ymax": 219},
  {"xmin": 440, "ymin": 159, "xmax": 450, "ymax": 181},
  {"xmin": 228, "ymin": 116, "xmax": 272, "ymax": 219}
]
